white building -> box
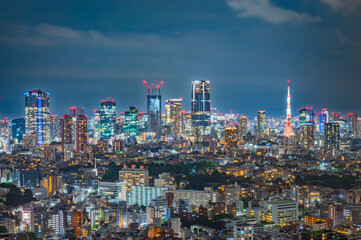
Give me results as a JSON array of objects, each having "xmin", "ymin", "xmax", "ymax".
[
  {"xmin": 146, "ymin": 197, "xmax": 168, "ymax": 224},
  {"xmin": 128, "ymin": 186, "xmax": 166, "ymax": 206},
  {"xmin": 47, "ymin": 211, "xmax": 65, "ymax": 236},
  {"xmin": 98, "ymin": 181, "xmax": 126, "ymax": 201},
  {"xmin": 265, "ymin": 200, "xmax": 298, "ymax": 226},
  {"xmin": 167, "ymin": 187, "xmax": 217, "ymax": 207},
  {"xmin": 90, "ymin": 208, "xmax": 104, "ymax": 227}
]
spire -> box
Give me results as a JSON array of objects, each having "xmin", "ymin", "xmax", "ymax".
[{"xmin": 284, "ymin": 80, "xmax": 295, "ymax": 137}]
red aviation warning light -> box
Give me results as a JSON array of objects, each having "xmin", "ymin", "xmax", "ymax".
[{"xmin": 143, "ymin": 80, "xmax": 164, "ymax": 95}]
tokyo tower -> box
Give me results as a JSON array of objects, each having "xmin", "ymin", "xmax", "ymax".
[{"xmin": 284, "ymin": 80, "xmax": 295, "ymax": 137}]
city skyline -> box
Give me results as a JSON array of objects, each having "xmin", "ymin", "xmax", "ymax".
[
  {"xmin": 1, "ymin": 2, "xmax": 361, "ymax": 239},
  {"xmin": 2, "ymin": 1, "xmax": 361, "ymax": 118},
  {"xmin": 0, "ymin": 78, "xmax": 359, "ymax": 120}
]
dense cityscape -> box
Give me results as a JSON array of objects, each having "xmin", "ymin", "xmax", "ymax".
[
  {"xmin": 2, "ymin": 1, "xmax": 361, "ymax": 240},
  {"xmin": 0, "ymin": 78, "xmax": 359, "ymax": 240}
]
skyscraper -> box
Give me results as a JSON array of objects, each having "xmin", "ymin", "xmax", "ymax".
[
  {"xmin": 167, "ymin": 99, "xmax": 182, "ymax": 139},
  {"xmin": 69, "ymin": 107, "xmax": 85, "ymax": 143},
  {"xmin": 25, "ymin": 90, "xmax": 50, "ymax": 145},
  {"xmin": 50, "ymin": 115, "xmax": 60, "ymax": 142},
  {"xmin": 191, "ymin": 80, "xmax": 211, "ymax": 140},
  {"xmin": 76, "ymin": 115, "xmax": 87, "ymax": 153},
  {"xmin": 324, "ymin": 122, "xmax": 340, "ymax": 151},
  {"xmin": 100, "ymin": 100, "xmax": 116, "ymax": 140},
  {"xmin": 300, "ymin": 122, "xmax": 315, "ymax": 151},
  {"xmin": 284, "ymin": 80, "xmax": 295, "ymax": 138},
  {"xmin": 239, "ymin": 115, "xmax": 247, "ymax": 137},
  {"xmin": 123, "ymin": 106, "xmax": 140, "ymax": 137},
  {"xmin": 322, "ymin": 108, "xmax": 329, "ymax": 123},
  {"xmin": 298, "ymin": 107, "xmax": 315, "ymax": 127},
  {"xmin": 257, "ymin": 111, "xmax": 267, "ymax": 136},
  {"xmin": 61, "ymin": 115, "xmax": 73, "ymax": 152},
  {"xmin": 165, "ymin": 101, "xmax": 171, "ymax": 125},
  {"xmin": 144, "ymin": 81, "xmax": 163, "ymax": 139},
  {"xmin": 11, "ymin": 118, "xmax": 25, "ymax": 144},
  {"xmin": 225, "ymin": 126, "xmax": 238, "ymax": 157},
  {"xmin": 318, "ymin": 109, "xmax": 328, "ymax": 133},
  {"xmin": 348, "ymin": 113, "xmax": 358, "ymax": 136},
  {"xmin": 93, "ymin": 110, "xmax": 101, "ymax": 142}
]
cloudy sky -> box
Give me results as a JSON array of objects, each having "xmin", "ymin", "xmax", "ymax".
[{"xmin": 1, "ymin": 0, "xmax": 361, "ymax": 118}]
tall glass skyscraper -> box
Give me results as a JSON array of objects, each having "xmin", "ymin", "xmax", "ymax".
[
  {"xmin": 191, "ymin": 80, "xmax": 211, "ymax": 140},
  {"xmin": 147, "ymin": 95, "xmax": 162, "ymax": 138},
  {"xmin": 61, "ymin": 115, "xmax": 73, "ymax": 152},
  {"xmin": 239, "ymin": 115, "xmax": 247, "ymax": 137},
  {"xmin": 25, "ymin": 90, "xmax": 50, "ymax": 145},
  {"xmin": 50, "ymin": 114, "xmax": 60, "ymax": 142},
  {"xmin": 123, "ymin": 106, "xmax": 139, "ymax": 137},
  {"xmin": 167, "ymin": 99, "xmax": 182, "ymax": 139},
  {"xmin": 76, "ymin": 115, "xmax": 87, "ymax": 152},
  {"xmin": 324, "ymin": 122, "xmax": 340, "ymax": 151},
  {"xmin": 93, "ymin": 110, "xmax": 101, "ymax": 142},
  {"xmin": 100, "ymin": 100, "xmax": 116, "ymax": 140},
  {"xmin": 12, "ymin": 118, "xmax": 25, "ymax": 144},
  {"xmin": 257, "ymin": 110, "xmax": 267, "ymax": 136}
]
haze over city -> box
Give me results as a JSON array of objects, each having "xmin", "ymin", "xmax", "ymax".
[{"xmin": 1, "ymin": 0, "xmax": 361, "ymax": 118}]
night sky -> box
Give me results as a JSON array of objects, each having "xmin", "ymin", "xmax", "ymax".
[{"xmin": 1, "ymin": 0, "xmax": 361, "ymax": 119}]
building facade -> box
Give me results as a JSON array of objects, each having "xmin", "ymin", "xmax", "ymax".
[{"xmin": 25, "ymin": 90, "xmax": 50, "ymax": 145}]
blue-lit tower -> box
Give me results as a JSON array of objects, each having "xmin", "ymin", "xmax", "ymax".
[
  {"xmin": 100, "ymin": 99, "xmax": 116, "ymax": 140},
  {"xmin": 123, "ymin": 106, "xmax": 140, "ymax": 137},
  {"xmin": 144, "ymin": 80, "xmax": 163, "ymax": 139},
  {"xmin": 25, "ymin": 90, "xmax": 50, "ymax": 145},
  {"xmin": 191, "ymin": 80, "xmax": 211, "ymax": 140}
]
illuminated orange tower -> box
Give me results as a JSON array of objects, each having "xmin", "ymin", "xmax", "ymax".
[{"xmin": 284, "ymin": 80, "xmax": 295, "ymax": 137}]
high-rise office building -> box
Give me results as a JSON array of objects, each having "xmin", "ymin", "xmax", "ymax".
[
  {"xmin": 298, "ymin": 107, "xmax": 315, "ymax": 127},
  {"xmin": 50, "ymin": 115, "xmax": 60, "ymax": 142},
  {"xmin": 322, "ymin": 108, "xmax": 329, "ymax": 123},
  {"xmin": 143, "ymin": 80, "xmax": 163, "ymax": 139},
  {"xmin": 239, "ymin": 116, "xmax": 247, "ymax": 137},
  {"xmin": 225, "ymin": 127, "xmax": 238, "ymax": 157},
  {"xmin": 167, "ymin": 99, "xmax": 182, "ymax": 139},
  {"xmin": 123, "ymin": 106, "xmax": 139, "ymax": 137},
  {"xmin": 69, "ymin": 107, "xmax": 85, "ymax": 143},
  {"xmin": 257, "ymin": 111, "xmax": 267, "ymax": 136},
  {"xmin": 300, "ymin": 122, "xmax": 315, "ymax": 151},
  {"xmin": 100, "ymin": 100, "xmax": 116, "ymax": 140},
  {"xmin": 318, "ymin": 109, "xmax": 328, "ymax": 133},
  {"xmin": 165, "ymin": 101, "xmax": 171, "ymax": 125},
  {"xmin": 61, "ymin": 115, "xmax": 73, "ymax": 152},
  {"xmin": 25, "ymin": 90, "xmax": 50, "ymax": 145},
  {"xmin": 284, "ymin": 81, "xmax": 295, "ymax": 138},
  {"xmin": 348, "ymin": 113, "xmax": 358, "ymax": 136},
  {"xmin": 147, "ymin": 94, "xmax": 162, "ymax": 138},
  {"xmin": 93, "ymin": 110, "xmax": 101, "ymax": 142},
  {"xmin": 76, "ymin": 115, "xmax": 87, "ymax": 153},
  {"xmin": 11, "ymin": 118, "xmax": 25, "ymax": 144},
  {"xmin": 324, "ymin": 122, "xmax": 340, "ymax": 151},
  {"xmin": 191, "ymin": 80, "xmax": 211, "ymax": 140}
]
